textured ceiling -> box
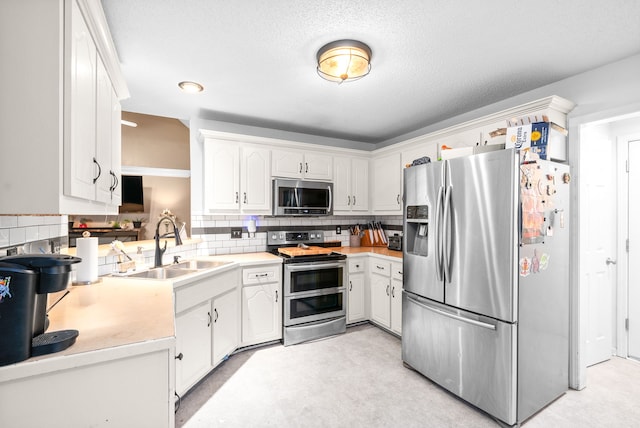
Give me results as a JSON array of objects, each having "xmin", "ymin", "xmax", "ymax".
[{"xmin": 101, "ymin": 0, "xmax": 640, "ymax": 144}]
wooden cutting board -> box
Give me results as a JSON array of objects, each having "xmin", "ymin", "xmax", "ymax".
[{"xmin": 277, "ymin": 246, "xmax": 336, "ymax": 257}]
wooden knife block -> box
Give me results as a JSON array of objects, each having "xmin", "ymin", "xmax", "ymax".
[{"xmin": 361, "ymin": 232, "xmax": 387, "ymax": 247}]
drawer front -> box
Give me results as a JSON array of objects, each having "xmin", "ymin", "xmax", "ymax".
[
  {"xmin": 242, "ymin": 264, "xmax": 280, "ymax": 285},
  {"xmin": 175, "ymin": 269, "xmax": 237, "ymax": 314},
  {"xmin": 348, "ymin": 258, "xmax": 365, "ymax": 273},
  {"xmin": 391, "ymin": 262, "xmax": 403, "ymax": 281},
  {"xmin": 369, "ymin": 260, "xmax": 390, "ymax": 277}
]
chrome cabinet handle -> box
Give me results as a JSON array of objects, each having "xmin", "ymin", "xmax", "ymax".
[
  {"xmin": 275, "ymin": 290, "xmax": 278, "ymax": 302},
  {"xmin": 391, "ymin": 286, "xmax": 395, "ymax": 298},
  {"xmin": 243, "ymin": 192, "xmax": 247, "ymax": 204},
  {"xmin": 299, "ymin": 162, "xmax": 303, "ymax": 173},
  {"xmin": 235, "ymin": 192, "xmax": 239, "ymax": 203},
  {"xmin": 606, "ymin": 258, "xmax": 617, "ymax": 265},
  {"xmin": 386, "ymin": 284, "xmax": 390, "ymax": 296},
  {"xmin": 348, "ymin": 195, "xmax": 351, "ymax": 205},
  {"xmin": 349, "ymin": 281, "xmax": 353, "ymax": 291},
  {"xmin": 214, "ymin": 308, "xmax": 219, "ymax": 323},
  {"xmin": 305, "ymin": 162, "xmax": 309, "ymax": 173},
  {"xmin": 397, "ymin": 194, "xmax": 400, "ymax": 204},
  {"xmin": 376, "ymin": 265, "xmax": 384, "ymax": 270},
  {"xmin": 353, "ymin": 195, "xmax": 356, "ymax": 205},
  {"xmin": 207, "ymin": 311, "xmax": 211, "ymax": 327}
]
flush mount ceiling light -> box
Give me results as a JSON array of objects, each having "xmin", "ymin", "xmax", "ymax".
[
  {"xmin": 316, "ymin": 39, "xmax": 372, "ymax": 84},
  {"xmin": 178, "ymin": 81, "xmax": 204, "ymax": 93}
]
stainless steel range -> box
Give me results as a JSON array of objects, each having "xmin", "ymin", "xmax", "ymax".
[{"xmin": 267, "ymin": 230, "xmax": 347, "ymax": 346}]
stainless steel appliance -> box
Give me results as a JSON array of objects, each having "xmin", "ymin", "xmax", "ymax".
[
  {"xmin": 267, "ymin": 230, "xmax": 346, "ymax": 345},
  {"xmin": 0, "ymin": 254, "xmax": 82, "ymax": 366},
  {"xmin": 272, "ymin": 179, "xmax": 333, "ymax": 216},
  {"xmin": 387, "ymin": 234, "xmax": 402, "ymax": 251},
  {"xmin": 402, "ymin": 148, "xmax": 570, "ymax": 426}
]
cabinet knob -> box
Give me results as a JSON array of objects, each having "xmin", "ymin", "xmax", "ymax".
[{"xmin": 175, "ymin": 353, "xmax": 183, "ymax": 360}]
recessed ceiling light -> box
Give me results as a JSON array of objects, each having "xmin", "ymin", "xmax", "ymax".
[{"xmin": 178, "ymin": 81, "xmax": 204, "ymax": 93}]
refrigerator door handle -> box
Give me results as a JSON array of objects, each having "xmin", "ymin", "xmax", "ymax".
[
  {"xmin": 407, "ymin": 295, "xmax": 497, "ymax": 331},
  {"xmin": 435, "ymin": 185, "xmax": 444, "ymax": 281},
  {"xmin": 443, "ymin": 183, "xmax": 453, "ymax": 283}
]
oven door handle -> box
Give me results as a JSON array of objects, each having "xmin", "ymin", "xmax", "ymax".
[{"xmin": 285, "ymin": 262, "xmax": 344, "ymax": 272}]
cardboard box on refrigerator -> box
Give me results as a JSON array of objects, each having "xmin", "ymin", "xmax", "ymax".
[{"xmin": 506, "ymin": 121, "xmax": 567, "ymax": 161}]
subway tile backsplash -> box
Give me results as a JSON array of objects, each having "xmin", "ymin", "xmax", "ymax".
[
  {"xmin": 192, "ymin": 214, "xmax": 403, "ymax": 256},
  {"xmin": 0, "ymin": 215, "xmax": 68, "ymax": 255}
]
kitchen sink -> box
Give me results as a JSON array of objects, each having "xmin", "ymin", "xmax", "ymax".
[
  {"xmin": 168, "ymin": 260, "xmax": 231, "ymax": 270},
  {"xmin": 126, "ymin": 267, "xmax": 198, "ymax": 280}
]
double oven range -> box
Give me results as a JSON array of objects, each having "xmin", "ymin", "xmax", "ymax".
[{"xmin": 267, "ymin": 230, "xmax": 347, "ymax": 346}]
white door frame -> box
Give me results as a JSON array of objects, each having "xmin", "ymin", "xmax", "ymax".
[
  {"xmin": 568, "ymin": 102, "xmax": 640, "ymax": 390},
  {"xmin": 619, "ymin": 132, "xmax": 640, "ymax": 359}
]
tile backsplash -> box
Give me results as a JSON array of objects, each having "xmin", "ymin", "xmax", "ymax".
[
  {"xmin": 0, "ymin": 215, "xmax": 68, "ymax": 256},
  {"xmin": 191, "ymin": 214, "xmax": 403, "ymax": 256}
]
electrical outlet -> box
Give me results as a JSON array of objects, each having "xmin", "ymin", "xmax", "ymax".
[
  {"xmin": 231, "ymin": 228, "xmax": 243, "ymax": 239},
  {"xmin": 336, "ymin": 226, "xmax": 341, "ymax": 234}
]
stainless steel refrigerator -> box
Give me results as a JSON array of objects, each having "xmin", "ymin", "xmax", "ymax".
[{"xmin": 402, "ymin": 148, "xmax": 570, "ymax": 426}]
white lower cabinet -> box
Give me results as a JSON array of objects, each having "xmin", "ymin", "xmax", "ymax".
[
  {"xmin": 347, "ymin": 257, "xmax": 367, "ymax": 323},
  {"xmin": 390, "ymin": 262, "xmax": 403, "ymax": 335},
  {"xmin": 241, "ymin": 264, "xmax": 283, "ymax": 347},
  {"xmin": 174, "ymin": 268, "xmax": 239, "ymax": 396},
  {"xmin": 175, "ymin": 301, "xmax": 212, "ymax": 395},
  {"xmin": 368, "ymin": 257, "xmax": 403, "ymax": 335}
]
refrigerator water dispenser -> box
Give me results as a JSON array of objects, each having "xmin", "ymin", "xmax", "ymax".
[{"xmin": 406, "ymin": 205, "xmax": 429, "ymax": 256}]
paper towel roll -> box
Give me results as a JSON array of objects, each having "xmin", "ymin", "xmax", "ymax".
[{"xmin": 76, "ymin": 237, "xmax": 98, "ymax": 284}]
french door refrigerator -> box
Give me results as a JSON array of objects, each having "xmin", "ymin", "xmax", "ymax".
[{"xmin": 402, "ymin": 148, "xmax": 570, "ymax": 426}]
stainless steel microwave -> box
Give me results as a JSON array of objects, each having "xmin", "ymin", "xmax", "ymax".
[{"xmin": 272, "ymin": 179, "xmax": 333, "ymax": 216}]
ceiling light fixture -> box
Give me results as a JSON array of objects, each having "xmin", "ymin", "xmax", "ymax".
[
  {"xmin": 178, "ymin": 81, "xmax": 204, "ymax": 93},
  {"xmin": 316, "ymin": 39, "xmax": 372, "ymax": 84}
]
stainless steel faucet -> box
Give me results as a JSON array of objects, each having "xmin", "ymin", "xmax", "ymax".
[{"xmin": 154, "ymin": 215, "xmax": 183, "ymax": 267}]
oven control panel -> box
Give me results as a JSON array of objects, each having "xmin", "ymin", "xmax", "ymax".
[{"xmin": 267, "ymin": 230, "xmax": 325, "ymax": 246}]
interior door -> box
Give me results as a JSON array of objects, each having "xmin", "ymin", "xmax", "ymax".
[
  {"xmin": 628, "ymin": 139, "xmax": 640, "ymax": 359},
  {"xmin": 444, "ymin": 149, "xmax": 518, "ymax": 322},
  {"xmin": 582, "ymin": 125, "xmax": 616, "ymax": 366}
]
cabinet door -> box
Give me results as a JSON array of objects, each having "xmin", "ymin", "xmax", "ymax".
[
  {"xmin": 95, "ymin": 56, "xmax": 114, "ymax": 204},
  {"xmin": 370, "ymin": 273, "xmax": 391, "ymax": 328},
  {"xmin": 272, "ymin": 149, "xmax": 304, "ymax": 178},
  {"xmin": 351, "ymin": 157, "xmax": 369, "ymax": 211},
  {"xmin": 204, "ymin": 141, "xmax": 240, "ymax": 211},
  {"xmin": 212, "ymin": 288, "xmax": 239, "ymax": 366},
  {"xmin": 372, "ymin": 153, "xmax": 402, "ymax": 213},
  {"xmin": 333, "ymin": 156, "xmax": 352, "ymax": 212},
  {"xmin": 109, "ymin": 91, "xmax": 122, "ymax": 206},
  {"xmin": 242, "ymin": 282, "xmax": 282, "ymax": 346},
  {"xmin": 64, "ymin": 0, "xmax": 97, "ymax": 201},
  {"xmin": 304, "ymin": 152, "xmax": 333, "ymax": 180},
  {"xmin": 348, "ymin": 272, "xmax": 366, "ymax": 323},
  {"xmin": 175, "ymin": 301, "xmax": 212, "ymax": 395},
  {"xmin": 391, "ymin": 278, "xmax": 403, "ymax": 335},
  {"xmin": 241, "ymin": 146, "xmax": 271, "ymax": 213}
]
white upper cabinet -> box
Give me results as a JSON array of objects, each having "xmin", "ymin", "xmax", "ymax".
[
  {"xmin": 371, "ymin": 152, "xmax": 403, "ymax": 214},
  {"xmin": 334, "ymin": 156, "xmax": 369, "ymax": 213},
  {"xmin": 204, "ymin": 140, "xmax": 271, "ymax": 214},
  {"xmin": 272, "ymin": 149, "xmax": 333, "ymax": 181},
  {"xmin": 0, "ymin": 0, "xmax": 128, "ymax": 215}
]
